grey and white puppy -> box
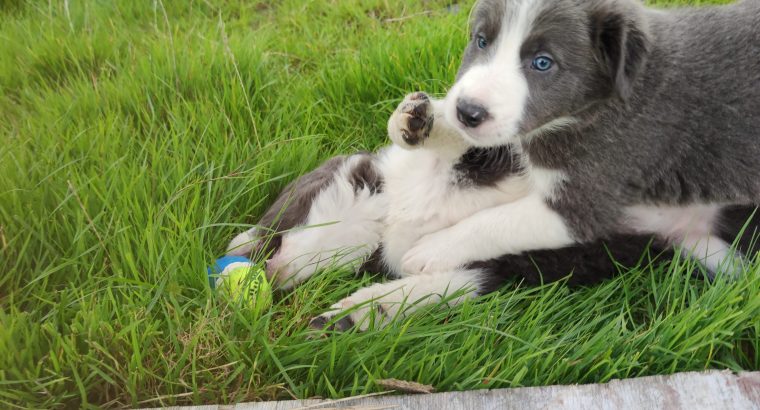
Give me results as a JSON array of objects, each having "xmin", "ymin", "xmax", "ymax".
[{"xmin": 401, "ymin": 0, "xmax": 760, "ymax": 278}]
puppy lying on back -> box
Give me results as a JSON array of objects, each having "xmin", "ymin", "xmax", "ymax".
[{"xmin": 227, "ymin": 92, "xmax": 759, "ymax": 331}]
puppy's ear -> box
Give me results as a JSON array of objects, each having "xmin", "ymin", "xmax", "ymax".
[{"xmin": 590, "ymin": 1, "xmax": 649, "ymax": 101}]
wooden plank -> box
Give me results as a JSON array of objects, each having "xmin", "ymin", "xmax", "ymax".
[{"xmin": 147, "ymin": 370, "xmax": 760, "ymax": 410}]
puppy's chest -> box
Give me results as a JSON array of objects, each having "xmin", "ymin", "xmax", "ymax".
[{"xmin": 379, "ymin": 148, "xmax": 518, "ymax": 230}]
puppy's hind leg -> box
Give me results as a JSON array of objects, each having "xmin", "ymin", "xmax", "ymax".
[
  {"xmin": 677, "ymin": 234, "xmax": 745, "ymax": 280},
  {"xmin": 626, "ymin": 204, "xmax": 747, "ymax": 280}
]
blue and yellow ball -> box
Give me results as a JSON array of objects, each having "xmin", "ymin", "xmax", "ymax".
[{"xmin": 208, "ymin": 256, "xmax": 272, "ymax": 316}]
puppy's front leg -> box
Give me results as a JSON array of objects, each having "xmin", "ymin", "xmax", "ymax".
[
  {"xmin": 402, "ymin": 195, "xmax": 576, "ymax": 275},
  {"xmin": 310, "ymin": 268, "xmax": 482, "ymax": 332}
]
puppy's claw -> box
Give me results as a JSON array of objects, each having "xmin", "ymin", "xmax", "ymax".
[{"xmin": 309, "ymin": 315, "xmax": 355, "ymax": 332}]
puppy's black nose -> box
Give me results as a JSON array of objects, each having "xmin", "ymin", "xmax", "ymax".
[{"xmin": 456, "ymin": 99, "xmax": 489, "ymax": 128}]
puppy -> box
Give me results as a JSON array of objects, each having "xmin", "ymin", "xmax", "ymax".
[
  {"xmin": 226, "ymin": 152, "xmax": 387, "ymax": 288},
  {"xmin": 228, "ymin": 92, "xmax": 521, "ymax": 290},
  {"xmin": 400, "ymin": 0, "xmax": 760, "ymax": 281}
]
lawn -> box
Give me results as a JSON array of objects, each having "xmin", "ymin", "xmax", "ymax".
[{"xmin": 0, "ymin": 0, "xmax": 757, "ymax": 408}]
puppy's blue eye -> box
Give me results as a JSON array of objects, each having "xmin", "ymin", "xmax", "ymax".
[
  {"xmin": 531, "ymin": 56, "xmax": 554, "ymax": 71},
  {"xmin": 477, "ymin": 35, "xmax": 488, "ymax": 49}
]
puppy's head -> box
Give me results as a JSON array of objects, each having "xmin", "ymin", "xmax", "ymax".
[{"xmin": 445, "ymin": 0, "xmax": 649, "ymax": 147}]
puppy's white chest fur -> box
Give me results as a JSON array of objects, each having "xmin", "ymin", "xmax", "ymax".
[{"xmin": 378, "ymin": 145, "xmax": 530, "ymax": 276}]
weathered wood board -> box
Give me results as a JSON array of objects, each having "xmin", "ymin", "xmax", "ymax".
[{"xmin": 147, "ymin": 370, "xmax": 760, "ymax": 410}]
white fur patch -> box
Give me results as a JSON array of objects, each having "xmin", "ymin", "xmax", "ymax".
[
  {"xmin": 624, "ymin": 205, "xmax": 744, "ymax": 277},
  {"xmin": 401, "ymin": 193, "xmax": 574, "ymax": 275},
  {"xmin": 527, "ymin": 164, "xmax": 567, "ymax": 200},
  {"xmin": 624, "ymin": 205, "xmax": 721, "ymax": 240}
]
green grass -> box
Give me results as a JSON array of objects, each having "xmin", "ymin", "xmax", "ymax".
[{"xmin": 0, "ymin": 0, "xmax": 756, "ymax": 408}]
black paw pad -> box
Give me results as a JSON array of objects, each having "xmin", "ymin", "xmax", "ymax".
[{"xmin": 399, "ymin": 93, "xmax": 434, "ymax": 145}]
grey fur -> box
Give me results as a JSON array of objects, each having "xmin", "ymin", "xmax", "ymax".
[
  {"xmin": 257, "ymin": 156, "xmax": 346, "ymax": 233},
  {"xmin": 459, "ymin": 0, "xmax": 760, "ymax": 242},
  {"xmin": 456, "ymin": 0, "xmax": 506, "ymax": 81},
  {"xmin": 249, "ymin": 155, "xmax": 346, "ymax": 257},
  {"xmin": 348, "ymin": 153, "xmax": 384, "ymax": 194}
]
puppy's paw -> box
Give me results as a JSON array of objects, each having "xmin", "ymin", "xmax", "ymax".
[
  {"xmin": 226, "ymin": 228, "xmax": 259, "ymax": 256},
  {"xmin": 401, "ymin": 232, "xmax": 466, "ymax": 275},
  {"xmin": 309, "ymin": 300, "xmax": 385, "ymax": 333},
  {"xmin": 388, "ymin": 92, "xmax": 434, "ymax": 148},
  {"xmin": 309, "ymin": 285, "xmax": 396, "ymax": 333},
  {"xmin": 309, "ymin": 310, "xmax": 359, "ymax": 333}
]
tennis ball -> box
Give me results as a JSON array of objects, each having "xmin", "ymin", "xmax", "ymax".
[{"xmin": 208, "ymin": 256, "xmax": 272, "ymax": 316}]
